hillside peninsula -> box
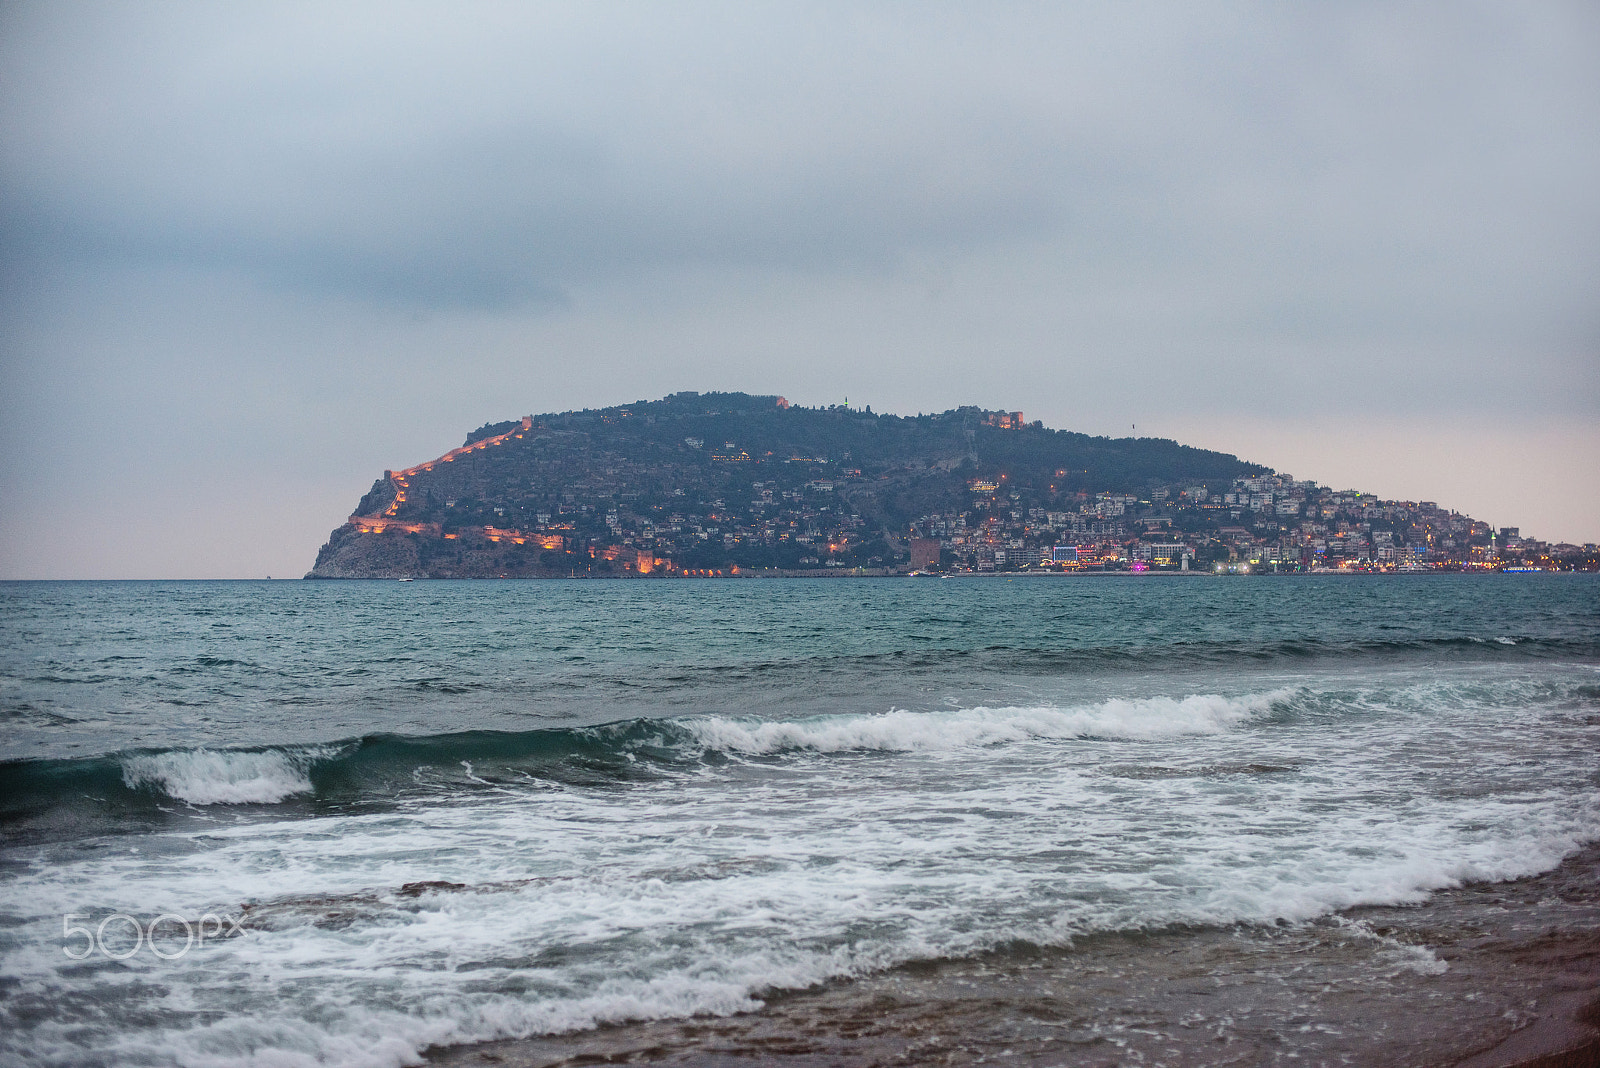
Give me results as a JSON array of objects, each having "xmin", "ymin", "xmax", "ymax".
[{"xmin": 307, "ymin": 392, "xmax": 1581, "ymax": 578}]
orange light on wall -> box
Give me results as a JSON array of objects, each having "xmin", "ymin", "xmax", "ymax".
[
  {"xmin": 350, "ymin": 517, "xmax": 436, "ymax": 536},
  {"xmin": 352, "ymin": 422, "xmax": 534, "ymax": 535}
]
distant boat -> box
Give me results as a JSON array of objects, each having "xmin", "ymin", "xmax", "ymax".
[{"xmin": 398, "ymin": 576, "xmax": 415, "ymax": 582}]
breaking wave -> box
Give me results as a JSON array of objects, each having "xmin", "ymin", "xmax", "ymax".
[
  {"xmin": 685, "ymin": 691, "xmax": 1282, "ymax": 755},
  {"xmin": 0, "ymin": 692, "xmax": 1283, "ymax": 825},
  {"xmin": 119, "ymin": 747, "xmax": 326, "ymax": 805},
  {"xmin": 5, "ymin": 670, "xmax": 1594, "ymax": 828}
]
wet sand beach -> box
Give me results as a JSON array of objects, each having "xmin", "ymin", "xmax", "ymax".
[{"xmin": 433, "ymin": 843, "xmax": 1600, "ymax": 1068}]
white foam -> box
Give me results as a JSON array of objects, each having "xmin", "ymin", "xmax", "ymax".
[
  {"xmin": 7, "ymin": 666, "xmax": 1597, "ymax": 1068},
  {"xmin": 121, "ymin": 747, "xmax": 321, "ymax": 805},
  {"xmin": 1332, "ymin": 919, "xmax": 1450, "ymax": 975},
  {"xmin": 685, "ymin": 691, "xmax": 1283, "ymax": 755}
]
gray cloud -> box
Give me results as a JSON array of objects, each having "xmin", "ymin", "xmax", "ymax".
[
  {"xmin": 6, "ymin": 3, "xmax": 1589, "ymax": 320},
  {"xmin": 3, "ymin": 3, "xmax": 1096, "ymax": 305}
]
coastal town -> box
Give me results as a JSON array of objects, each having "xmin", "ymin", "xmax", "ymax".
[
  {"xmin": 904, "ymin": 474, "xmax": 1597, "ymax": 575},
  {"xmin": 311, "ymin": 392, "xmax": 1597, "ymax": 577}
]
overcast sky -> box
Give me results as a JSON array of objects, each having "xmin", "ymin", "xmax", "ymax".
[{"xmin": 2, "ymin": 1, "xmax": 1596, "ymax": 578}]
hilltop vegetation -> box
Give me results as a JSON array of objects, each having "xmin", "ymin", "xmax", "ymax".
[{"xmin": 308, "ymin": 391, "xmax": 1261, "ymax": 577}]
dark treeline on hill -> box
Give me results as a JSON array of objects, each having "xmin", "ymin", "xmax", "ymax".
[
  {"xmin": 458, "ymin": 392, "xmax": 1254, "ymax": 501},
  {"xmin": 309, "ymin": 391, "xmax": 1263, "ymax": 578}
]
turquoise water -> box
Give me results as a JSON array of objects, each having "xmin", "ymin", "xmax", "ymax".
[
  {"xmin": 1, "ymin": 575, "xmax": 1597, "ymax": 1066},
  {"xmin": 4, "ymin": 575, "xmax": 1596, "ymax": 761}
]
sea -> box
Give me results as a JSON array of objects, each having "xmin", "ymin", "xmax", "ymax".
[{"xmin": 1, "ymin": 575, "xmax": 1597, "ymax": 1067}]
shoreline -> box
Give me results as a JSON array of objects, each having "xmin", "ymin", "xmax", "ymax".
[
  {"xmin": 431, "ymin": 842, "xmax": 1600, "ymax": 1068},
  {"xmin": 300, "ymin": 568, "xmax": 1595, "ymax": 580}
]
